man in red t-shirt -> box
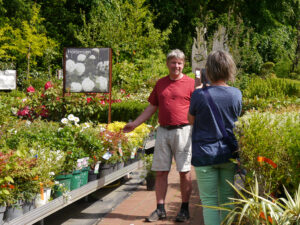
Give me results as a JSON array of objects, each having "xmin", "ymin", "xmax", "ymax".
[{"xmin": 123, "ymin": 49, "xmax": 195, "ymax": 222}]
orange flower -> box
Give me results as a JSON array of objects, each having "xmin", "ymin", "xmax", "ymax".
[
  {"xmin": 260, "ymin": 212, "xmax": 273, "ymax": 223},
  {"xmin": 8, "ymin": 184, "xmax": 15, "ymax": 189}
]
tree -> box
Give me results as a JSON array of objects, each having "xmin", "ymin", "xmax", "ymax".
[
  {"xmin": 76, "ymin": 0, "xmax": 170, "ymax": 63},
  {"xmin": 0, "ymin": 4, "xmax": 58, "ymax": 79}
]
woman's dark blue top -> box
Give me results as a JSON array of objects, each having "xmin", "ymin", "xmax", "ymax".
[{"xmin": 189, "ymin": 86, "xmax": 242, "ymax": 167}]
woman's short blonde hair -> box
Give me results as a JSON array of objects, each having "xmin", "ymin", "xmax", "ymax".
[
  {"xmin": 206, "ymin": 50, "xmax": 236, "ymax": 82},
  {"xmin": 166, "ymin": 49, "xmax": 185, "ymax": 62}
]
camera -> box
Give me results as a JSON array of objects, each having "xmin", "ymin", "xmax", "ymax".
[{"xmin": 195, "ymin": 68, "xmax": 209, "ymax": 86}]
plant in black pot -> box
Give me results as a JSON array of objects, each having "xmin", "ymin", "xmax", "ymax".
[{"xmin": 141, "ymin": 154, "xmax": 156, "ymax": 191}]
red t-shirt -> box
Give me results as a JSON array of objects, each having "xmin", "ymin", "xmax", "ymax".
[{"xmin": 148, "ymin": 75, "xmax": 195, "ymax": 126}]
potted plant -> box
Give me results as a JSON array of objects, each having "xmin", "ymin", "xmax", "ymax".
[
  {"xmin": 0, "ymin": 151, "xmax": 14, "ymax": 224},
  {"xmin": 141, "ymin": 154, "xmax": 156, "ymax": 191},
  {"xmin": 4, "ymin": 150, "xmax": 40, "ymax": 221}
]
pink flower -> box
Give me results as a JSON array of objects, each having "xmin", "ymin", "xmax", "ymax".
[
  {"xmin": 56, "ymin": 97, "xmax": 60, "ymax": 101},
  {"xmin": 120, "ymin": 89, "xmax": 126, "ymax": 94},
  {"xmin": 44, "ymin": 81, "xmax": 53, "ymax": 90},
  {"xmin": 87, "ymin": 97, "xmax": 92, "ymax": 103},
  {"xmin": 26, "ymin": 86, "xmax": 35, "ymax": 93},
  {"xmin": 17, "ymin": 106, "xmax": 30, "ymax": 116},
  {"xmin": 100, "ymin": 100, "xmax": 106, "ymax": 105}
]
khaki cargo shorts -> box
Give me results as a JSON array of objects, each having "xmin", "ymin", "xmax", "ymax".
[{"xmin": 151, "ymin": 125, "xmax": 192, "ymax": 172}]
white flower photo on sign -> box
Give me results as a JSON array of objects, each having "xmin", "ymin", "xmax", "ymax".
[
  {"xmin": 70, "ymin": 82, "xmax": 82, "ymax": 92},
  {"xmin": 64, "ymin": 48, "xmax": 110, "ymax": 93},
  {"xmin": 82, "ymin": 77, "xmax": 95, "ymax": 92}
]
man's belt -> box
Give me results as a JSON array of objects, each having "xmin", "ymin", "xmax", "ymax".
[{"xmin": 161, "ymin": 124, "xmax": 190, "ymax": 130}]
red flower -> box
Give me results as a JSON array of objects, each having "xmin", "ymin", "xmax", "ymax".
[
  {"xmin": 41, "ymin": 93, "xmax": 45, "ymax": 98},
  {"xmin": 44, "ymin": 81, "xmax": 53, "ymax": 90},
  {"xmin": 100, "ymin": 100, "xmax": 105, "ymax": 105},
  {"xmin": 26, "ymin": 86, "xmax": 35, "ymax": 93},
  {"xmin": 39, "ymin": 105, "xmax": 49, "ymax": 117},
  {"xmin": 17, "ymin": 106, "xmax": 30, "ymax": 116},
  {"xmin": 87, "ymin": 97, "xmax": 92, "ymax": 103}
]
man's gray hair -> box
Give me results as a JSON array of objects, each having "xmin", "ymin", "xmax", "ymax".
[{"xmin": 167, "ymin": 49, "xmax": 185, "ymax": 62}]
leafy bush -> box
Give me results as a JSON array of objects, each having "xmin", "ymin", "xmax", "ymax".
[
  {"xmin": 242, "ymin": 96, "xmax": 300, "ymax": 115},
  {"xmin": 235, "ymin": 111, "xmax": 300, "ymax": 195},
  {"xmin": 242, "ymin": 77, "xmax": 300, "ymax": 98}
]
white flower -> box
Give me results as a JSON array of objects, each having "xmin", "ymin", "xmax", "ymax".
[
  {"xmin": 77, "ymin": 54, "xmax": 86, "ymax": 62},
  {"xmin": 11, "ymin": 108, "xmax": 18, "ymax": 115},
  {"xmin": 83, "ymin": 122, "xmax": 90, "ymax": 128},
  {"xmin": 70, "ymin": 82, "xmax": 82, "ymax": 92},
  {"xmin": 74, "ymin": 117, "xmax": 80, "ymax": 123},
  {"xmin": 74, "ymin": 63, "xmax": 85, "ymax": 76},
  {"xmin": 22, "ymin": 98, "xmax": 27, "ymax": 103},
  {"xmin": 25, "ymin": 120, "xmax": 31, "ymax": 126},
  {"xmin": 49, "ymin": 172, "xmax": 55, "ymax": 176},
  {"xmin": 61, "ymin": 118, "xmax": 68, "ymax": 124},
  {"xmin": 58, "ymin": 127, "xmax": 63, "ymax": 132},
  {"xmin": 82, "ymin": 77, "xmax": 95, "ymax": 92},
  {"xmin": 68, "ymin": 114, "xmax": 75, "ymax": 121},
  {"xmin": 95, "ymin": 76, "xmax": 108, "ymax": 91},
  {"xmin": 66, "ymin": 59, "xmax": 76, "ymax": 73}
]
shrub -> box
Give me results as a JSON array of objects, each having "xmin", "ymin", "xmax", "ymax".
[
  {"xmin": 242, "ymin": 77, "xmax": 300, "ymax": 98},
  {"xmin": 242, "ymin": 96, "xmax": 300, "ymax": 115},
  {"xmin": 235, "ymin": 111, "xmax": 300, "ymax": 195}
]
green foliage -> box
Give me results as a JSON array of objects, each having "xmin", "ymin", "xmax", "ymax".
[
  {"xmin": 0, "ymin": 4, "xmax": 58, "ymax": 80},
  {"xmin": 241, "ymin": 96, "xmax": 300, "ymax": 115},
  {"xmin": 141, "ymin": 153, "xmax": 155, "ymax": 179},
  {"xmin": 260, "ymin": 62, "xmax": 275, "ymax": 76},
  {"xmin": 76, "ymin": 0, "xmax": 170, "ymax": 63},
  {"xmin": 112, "ymin": 50, "xmax": 168, "ymax": 92},
  {"xmin": 210, "ymin": 178, "xmax": 300, "ymax": 224},
  {"xmin": 242, "ymin": 77, "xmax": 300, "ymax": 98},
  {"xmin": 235, "ymin": 111, "xmax": 300, "ymax": 195}
]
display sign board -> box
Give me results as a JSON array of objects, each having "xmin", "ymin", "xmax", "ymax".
[
  {"xmin": 63, "ymin": 48, "xmax": 111, "ymax": 93},
  {"xmin": 0, "ymin": 70, "xmax": 17, "ymax": 90}
]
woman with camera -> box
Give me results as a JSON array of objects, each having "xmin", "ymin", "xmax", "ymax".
[{"xmin": 188, "ymin": 50, "xmax": 242, "ymax": 225}]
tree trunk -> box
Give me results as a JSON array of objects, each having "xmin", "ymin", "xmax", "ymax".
[
  {"xmin": 292, "ymin": 20, "xmax": 300, "ymax": 72},
  {"xmin": 27, "ymin": 45, "xmax": 31, "ymax": 80}
]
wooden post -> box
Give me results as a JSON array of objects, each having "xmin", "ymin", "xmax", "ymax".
[{"xmin": 108, "ymin": 48, "xmax": 112, "ymax": 124}]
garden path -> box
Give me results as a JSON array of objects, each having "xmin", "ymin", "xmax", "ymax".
[{"xmin": 97, "ymin": 163, "xmax": 204, "ymax": 225}]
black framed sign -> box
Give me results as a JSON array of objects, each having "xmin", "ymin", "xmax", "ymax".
[
  {"xmin": 63, "ymin": 48, "xmax": 111, "ymax": 93},
  {"xmin": 0, "ymin": 70, "xmax": 17, "ymax": 90}
]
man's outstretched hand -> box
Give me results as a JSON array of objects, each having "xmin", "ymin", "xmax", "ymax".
[{"xmin": 123, "ymin": 122, "xmax": 137, "ymax": 133}]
